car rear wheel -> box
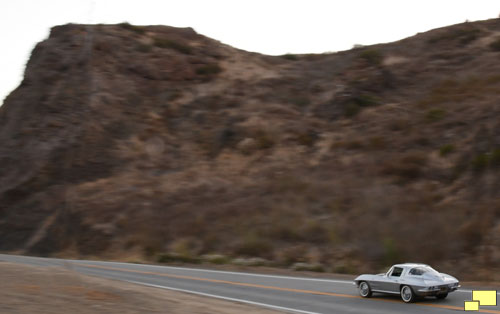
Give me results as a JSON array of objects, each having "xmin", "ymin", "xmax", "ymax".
[
  {"xmin": 400, "ymin": 285, "xmax": 416, "ymax": 303},
  {"xmin": 436, "ymin": 293, "xmax": 448, "ymax": 299},
  {"xmin": 359, "ymin": 281, "xmax": 372, "ymax": 298}
]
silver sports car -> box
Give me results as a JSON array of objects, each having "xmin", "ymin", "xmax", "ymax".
[{"xmin": 354, "ymin": 263, "xmax": 460, "ymax": 303}]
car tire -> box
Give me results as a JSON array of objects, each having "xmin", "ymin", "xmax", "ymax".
[
  {"xmin": 400, "ymin": 285, "xmax": 416, "ymax": 303},
  {"xmin": 436, "ymin": 293, "xmax": 448, "ymax": 299},
  {"xmin": 358, "ymin": 281, "xmax": 372, "ymax": 298}
]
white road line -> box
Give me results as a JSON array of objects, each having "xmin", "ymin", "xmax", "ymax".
[
  {"xmin": 80, "ymin": 260, "xmax": 353, "ymax": 284},
  {"xmin": 126, "ymin": 280, "xmax": 323, "ymax": 314}
]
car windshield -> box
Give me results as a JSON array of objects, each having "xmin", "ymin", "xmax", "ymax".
[{"xmin": 409, "ymin": 266, "xmax": 439, "ymax": 276}]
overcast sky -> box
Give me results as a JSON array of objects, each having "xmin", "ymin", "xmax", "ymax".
[{"xmin": 1, "ymin": 0, "xmax": 499, "ymax": 105}]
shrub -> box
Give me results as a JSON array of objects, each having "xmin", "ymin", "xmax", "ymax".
[
  {"xmin": 281, "ymin": 54, "xmax": 298, "ymax": 61},
  {"xmin": 359, "ymin": 49, "xmax": 383, "ymax": 66},
  {"xmin": 118, "ymin": 22, "xmax": 145, "ymax": 34},
  {"xmin": 439, "ymin": 144, "xmax": 455, "ymax": 156},
  {"xmin": 491, "ymin": 148, "xmax": 500, "ymax": 167},
  {"xmin": 333, "ymin": 263, "xmax": 357, "ymax": 274},
  {"xmin": 490, "ymin": 38, "xmax": 500, "ymax": 51},
  {"xmin": 457, "ymin": 27, "xmax": 482, "ymax": 45},
  {"xmin": 234, "ymin": 234, "xmax": 273, "ymax": 258},
  {"xmin": 428, "ymin": 26, "xmax": 482, "ymax": 45},
  {"xmin": 368, "ymin": 136, "xmax": 387, "ymax": 149},
  {"xmin": 196, "ymin": 64, "xmax": 222, "ymax": 75},
  {"xmin": 291, "ymin": 262, "xmax": 325, "ymax": 272},
  {"xmin": 201, "ymin": 254, "xmax": 230, "ymax": 265},
  {"xmin": 352, "ymin": 94, "xmax": 380, "ymax": 107},
  {"xmin": 331, "ymin": 139, "xmax": 364, "ymax": 150},
  {"xmin": 344, "ymin": 94, "xmax": 380, "ymax": 117},
  {"xmin": 295, "ymin": 130, "xmax": 318, "ymax": 147},
  {"xmin": 344, "ymin": 103, "xmax": 361, "ymax": 117},
  {"xmin": 154, "ymin": 38, "xmax": 192, "ymax": 54},
  {"xmin": 471, "ymin": 153, "xmax": 489, "ymax": 172},
  {"xmin": 255, "ymin": 131, "xmax": 275, "ymax": 149},
  {"xmin": 232, "ymin": 257, "xmax": 270, "ymax": 266},
  {"xmin": 382, "ymin": 152, "xmax": 427, "ymax": 181},
  {"xmin": 471, "ymin": 149, "xmax": 500, "ymax": 171},
  {"xmin": 135, "ymin": 43, "xmax": 152, "ymax": 53},
  {"xmin": 426, "ymin": 108, "xmax": 446, "ymax": 122},
  {"xmin": 275, "ymin": 246, "xmax": 308, "ymax": 266},
  {"xmin": 290, "ymin": 96, "xmax": 310, "ymax": 107},
  {"xmin": 157, "ymin": 253, "xmax": 201, "ymax": 264}
]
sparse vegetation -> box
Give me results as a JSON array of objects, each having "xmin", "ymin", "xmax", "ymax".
[
  {"xmin": 428, "ymin": 25, "xmax": 483, "ymax": 45},
  {"xmin": 291, "ymin": 262, "xmax": 325, "ymax": 272},
  {"xmin": 234, "ymin": 234, "xmax": 273, "ymax": 258},
  {"xmin": 135, "ymin": 43, "xmax": 152, "ymax": 53},
  {"xmin": 295, "ymin": 130, "xmax": 318, "ymax": 147},
  {"xmin": 118, "ymin": 22, "xmax": 146, "ymax": 34},
  {"xmin": 153, "ymin": 38, "xmax": 192, "ymax": 54},
  {"xmin": 255, "ymin": 130, "xmax": 275, "ymax": 149},
  {"xmin": 368, "ymin": 136, "xmax": 387, "ymax": 149},
  {"xmin": 280, "ymin": 53, "xmax": 298, "ymax": 61},
  {"xmin": 491, "ymin": 148, "xmax": 500, "ymax": 167},
  {"xmin": 471, "ymin": 148, "xmax": 500, "ymax": 171},
  {"xmin": 196, "ymin": 64, "xmax": 222, "ymax": 75},
  {"xmin": 382, "ymin": 152, "xmax": 428, "ymax": 181},
  {"xmin": 439, "ymin": 144, "xmax": 455, "ymax": 156},
  {"xmin": 290, "ymin": 96, "xmax": 310, "ymax": 107},
  {"xmin": 359, "ymin": 49, "xmax": 384, "ymax": 66},
  {"xmin": 3, "ymin": 20, "xmax": 500, "ymax": 282},
  {"xmin": 344, "ymin": 103, "xmax": 361, "ymax": 117},
  {"xmin": 344, "ymin": 94, "xmax": 380, "ymax": 117},
  {"xmin": 157, "ymin": 253, "xmax": 201, "ymax": 264},
  {"xmin": 490, "ymin": 38, "xmax": 500, "ymax": 51},
  {"xmin": 426, "ymin": 108, "xmax": 446, "ymax": 122}
]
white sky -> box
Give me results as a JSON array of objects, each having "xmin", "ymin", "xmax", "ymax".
[{"xmin": 1, "ymin": 0, "xmax": 499, "ymax": 105}]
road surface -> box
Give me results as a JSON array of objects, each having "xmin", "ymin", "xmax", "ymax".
[{"xmin": 0, "ymin": 254, "xmax": 498, "ymax": 314}]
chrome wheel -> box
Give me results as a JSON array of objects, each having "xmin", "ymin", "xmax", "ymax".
[
  {"xmin": 401, "ymin": 285, "xmax": 414, "ymax": 303},
  {"xmin": 359, "ymin": 281, "xmax": 372, "ymax": 298}
]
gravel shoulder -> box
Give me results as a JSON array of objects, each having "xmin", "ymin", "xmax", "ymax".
[{"xmin": 0, "ymin": 262, "xmax": 284, "ymax": 314}]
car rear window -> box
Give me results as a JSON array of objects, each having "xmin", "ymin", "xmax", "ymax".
[{"xmin": 409, "ymin": 268, "xmax": 423, "ymax": 275}]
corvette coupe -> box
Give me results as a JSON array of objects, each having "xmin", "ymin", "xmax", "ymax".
[{"xmin": 354, "ymin": 263, "xmax": 460, "ymax": 303}]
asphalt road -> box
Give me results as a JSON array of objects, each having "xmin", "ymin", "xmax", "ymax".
[{"xmin": 1, "ymin": 254, "xmax": 498, "ymax": 314}]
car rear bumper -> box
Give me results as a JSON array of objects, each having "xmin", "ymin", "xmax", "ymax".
[{"xmin": 416, "ymin": 284, "xmax": 460, "ymax": 296}]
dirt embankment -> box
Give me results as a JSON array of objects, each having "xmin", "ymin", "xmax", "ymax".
[{"xmin": 0, "ymin": 262, "xmax": 282, "ymax": 314}]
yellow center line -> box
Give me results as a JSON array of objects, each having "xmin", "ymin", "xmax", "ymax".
[{"xmin": 79, "ymin": 263, "xmax": 500, "ymax": 314}]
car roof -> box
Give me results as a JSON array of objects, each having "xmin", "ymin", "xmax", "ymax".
[{"xmin": 392, "ymin": 263, "xmax": 431, "ymax": 269}]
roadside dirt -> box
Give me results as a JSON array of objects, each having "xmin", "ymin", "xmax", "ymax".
[{"xmin": 0, "ymin": 262, "xmax": 284, "ymax": 314}]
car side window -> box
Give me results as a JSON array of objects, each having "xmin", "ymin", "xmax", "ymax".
[{"xmin": 390, "ymin": 267, "xmax": 403, "ymax": 277}]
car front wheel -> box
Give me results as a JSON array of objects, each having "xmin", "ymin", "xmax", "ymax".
[
  {"xmin": 400, "ymin": 285, "xmax": 416, "ymax": 303},
  {"xmin": 358, "ymin": 281, "xmax": 372, "ymax": 298}
]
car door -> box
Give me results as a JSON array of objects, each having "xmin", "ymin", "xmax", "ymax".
[
  {"xmin": 383, "ymin": 266, "xmax": 404, "ymax": 293},
  {"xmin": 372, "ymin": 267, "xmax": 395, "ymax": 292}
]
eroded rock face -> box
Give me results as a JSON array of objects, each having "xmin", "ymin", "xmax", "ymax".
[{"xmin": 1, "ymin": 20, "xmax": 500, "ymax": 278}]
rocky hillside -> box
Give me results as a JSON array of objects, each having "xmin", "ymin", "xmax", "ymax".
[{"xmin": 1, "ymin": 20, "xmax": 499, "ymax": 280}]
